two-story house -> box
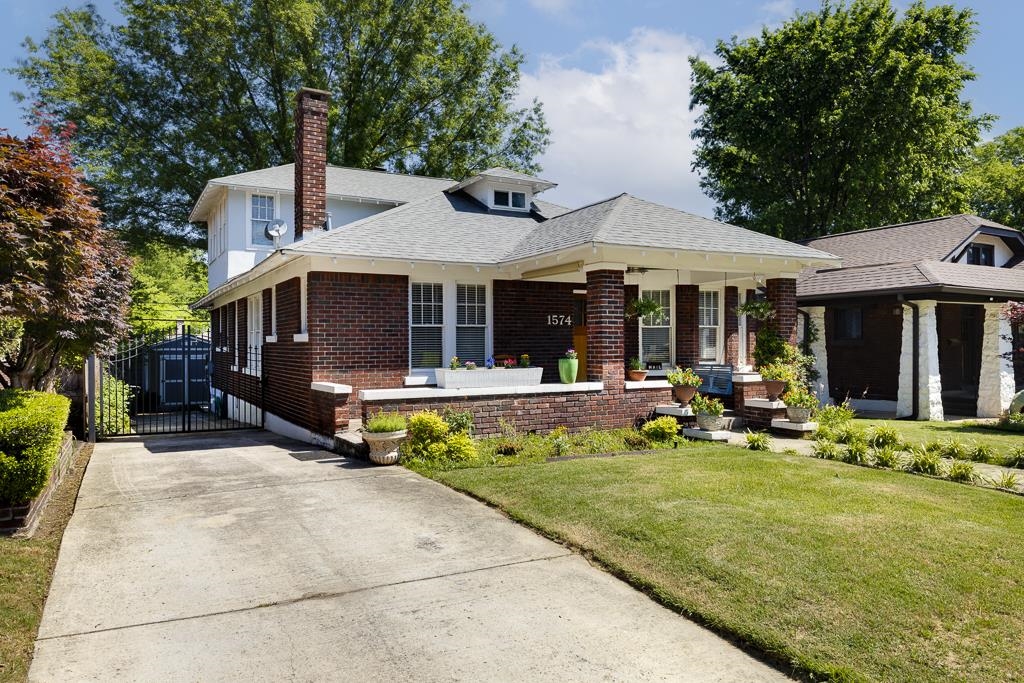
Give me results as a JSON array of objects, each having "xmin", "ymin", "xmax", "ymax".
[{"xmin": 798, "ymin": 215, "xmax": 1024, "ymax": 419}]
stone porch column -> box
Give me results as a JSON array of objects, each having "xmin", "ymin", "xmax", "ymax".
[
  {"xmin": 586, "ymin": 269, "xmax": 625, "ymax": 385},
  {"xmin": 802, "ymin": 306, "xmax": 830, "ymax": 405},
  {"xmin": 766, "ymin": 278, "xmax": 797, "ymax": 345},
  {"xmin": 896, "ymin": 305, "xmax": 915, "ymax": 418},
  {"xmin": 916, "ymin": 301, "xmax": 944, "ymax": 421},
  {"xmin": 724, "ymin": 286, "xmax": 739, "ymax": 366},
  {"xmin": 675, "ymin": 284, "xmax": 699, "ymax": 369},
  {"xmin": 977, "ymin": 303, "xmax": 1015, "ymax": 417}
]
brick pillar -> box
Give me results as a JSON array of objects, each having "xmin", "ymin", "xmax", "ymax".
[
  {"xmin": 294, "ymin": 87, "xmax": 330, "ymax": 241},
  {"xmin": 724, "ymin": 286, "xmax": 739, "ymax": 366},
  {"xmin": 586, "ymin": 269, "xmax": 625, "ymax": 385},
  {"xmin": 766, "ymin": 278, "xmax": 797, "ymax": 345},
  {"xmin": 675, "ymin": 285, "xmax": 699, "ymax": 368}
]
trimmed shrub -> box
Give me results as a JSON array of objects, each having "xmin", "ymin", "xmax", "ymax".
[
  {"xmin": 404, "ymin": 410, "xmax": 477, "ymax": 465},
  {"xmin": 364, "ymin": 411, "xmax": 406, "ymax": 433},
  {"xmin": 0, "ymin": 389, "xmax": 71, "ymax": 504},
  {"xmin": 641, "ymin": 416, "xmax": 680, "ymax": 442}
]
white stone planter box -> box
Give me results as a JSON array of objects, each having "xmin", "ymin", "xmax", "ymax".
[{"xmin": 434, "ymin": 367, "xmax": 543, "ymax": 389}]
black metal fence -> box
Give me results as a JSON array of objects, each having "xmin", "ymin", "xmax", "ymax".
[{"xmin": 97, "ymin": 326, "xmax": 262, "ymax": 437}]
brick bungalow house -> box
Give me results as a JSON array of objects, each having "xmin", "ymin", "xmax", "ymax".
[
  {"xmin": 191, "ymin": 88, "xmax": 838, "ymax": 445},
  {"xmin": 798, "ymin": 215, "xmax": 1024, "ymax": 419}
]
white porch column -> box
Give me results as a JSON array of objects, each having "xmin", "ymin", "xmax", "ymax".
[
  {"xmin": 977, "ymin": 303, "xmax": 1015, "ymax": 417},
  {"xmin": 896, "ymin": 305, "xmax": 914, "ymax": 418},
  {"xmin": 802, "ymin": 306, "xmax": 830, "ymax": 405},
  {"xmin": 917, "ymin": 301, "xmax": 943, "ymax": 421}
]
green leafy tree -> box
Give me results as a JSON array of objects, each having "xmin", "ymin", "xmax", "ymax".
[
  {"xmin": 689, "ymin": 0, "xmax": 989, "ymax": 240},
  {"xmin": 965, "ymin": 127, "xmax": 1024, "ymax": 228},
  {"xmin": 0, "ymin": 123, "xmax": 132, "ymax": 390},
  {"xmin": 14, "ymin": 0, "xmax": 550, "ymax": 249},
  {"xmin": 129, "ymin": 243, "xmax": 209, "ymax": 335}
]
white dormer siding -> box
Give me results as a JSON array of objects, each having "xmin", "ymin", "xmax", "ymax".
[
  {"xmin": 205, "ymin": 187, "xmax": 393, "ymax": 290},
  {"xmin": 465, "ymin": 181, "xmax": 533, "ymax": 212},
  {"xmin": 953, "ymin": 233, "xmax": 1015, "ymax": 268}
]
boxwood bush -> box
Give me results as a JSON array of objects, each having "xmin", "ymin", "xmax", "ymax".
[{"xmin": 0, "ymin": 389, "xmax": 71, "ymax": 504}]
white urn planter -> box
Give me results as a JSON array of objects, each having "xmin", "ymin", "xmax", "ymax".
[
  {"xmin": 362, "ymin": 430, "xmax": 407, "ymax": 465},
  {"xmin": 696, "ymin": 414, "xmax": 725, "ymax": 431},
  {"xmin": 435, "ymin": 367, "xmax": 543, "ymax": 389},
  {"xmin": 785, "ymin": 407, "xmax": 813, "ymax": 424}
]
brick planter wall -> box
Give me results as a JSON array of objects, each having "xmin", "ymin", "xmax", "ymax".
[
  {"xmin": 362, "ymin": 386, "xmax": 673, "ymax": 436},
  {"xmin": 743, "ymin": 405, "xmax": 788, "ymax": 430}
]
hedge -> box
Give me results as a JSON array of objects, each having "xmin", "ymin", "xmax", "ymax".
[{"xmin": 0, "ymin": 389, "xmax": 71, "ymax": 504}]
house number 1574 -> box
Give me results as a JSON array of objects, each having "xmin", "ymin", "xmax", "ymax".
[{"xmin": 547, "ymin": 315, "xmax": 572, "ymax": 326}]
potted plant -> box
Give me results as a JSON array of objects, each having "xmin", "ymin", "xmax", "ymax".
[
  {"xmin": 691, "ymin": 394, "xmax": 726, "ymax": 431},
  {"xmin": 758, "ymin": 361, "xmax": 794, "ymax": 401},
  {"xmin": 627, "ymin": 357, "xmax": 648, "ymax": 381},
  {"xmin": 559, "ymin": 348, "xmax": 579, "ymax": 384},
  {"xmin": 449, "ymin": 356, "xmax": 461, "ymax": 370},
  {"xmin": 666, "ymin": 366, "xmax": 703, "ymax": 406},
  {"xmin": 362, "ymin": 411, "xmax": 408, "ymax": 465},
  {"xmin": 782, "ymin": 388, "xmax": 817, "ymax": 423},
  {"xmin": 626, "ymin": 296, "xmax": 664, "ymax": 320}
]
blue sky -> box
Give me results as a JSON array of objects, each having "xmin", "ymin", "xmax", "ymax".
[{"xmin": 2, "ymin": 0, "xmax": 1021, "ymax": 215}]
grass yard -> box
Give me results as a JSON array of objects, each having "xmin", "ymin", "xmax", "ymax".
[
  {"xmin": 0, "ymin": 444, "xmax": 91, "ymax": 683},
  {"xmin": 854, "ymin": 418, "xmax": 1023, "ymax": 462},
  {"xmin": 426, "ymin": 447, "xmax": 1024, "ymax": 682}
]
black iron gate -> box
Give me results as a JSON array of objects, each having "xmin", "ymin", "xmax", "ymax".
[{"xmin": 97, "ymin": 326, "xmax": 262, "ymax": 437}]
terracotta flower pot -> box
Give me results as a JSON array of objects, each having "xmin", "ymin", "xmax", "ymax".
[
  {"xmin": 627, "ymin": 369, "xmax": 648, "ymax": 381},
  {"xmin": 673, "ymin": 385, "xmax": 697, "ymax": 406},
  {"xmin": 764, "ymin": 380, "xmax": 786, "ymax": 401}
]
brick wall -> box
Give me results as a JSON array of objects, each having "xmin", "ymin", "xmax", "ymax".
[
  {"xmin": 586, "ymin": 270, "xmax": 625, "ymax": 385},
  {"xmin": 624, "ymin": 284, "xmax": 639, "ymax": 365},
  {"xmin": 307, "ymin": 271, "xmax": 409, "ymax": 430},
  {"xmin": 675, "ymin": 284, "xmax": 698, "ymax": 368},
  {"xmin": 262, "ymin": 278, "xmax": 313, "ymax": 429},
  {"xmin": 493, "ymin": 279, "xmax": 577, "ymax": 383},
  {"xmin": 724, "ymin": 286, "xmax": 739, "ymax": 365},
  {"xmin": 766, "ymin": 278, "xmax": 797, "ymax": 345},
  {"xmin": 294, "ymin": 88, "xmax": 329, "ymax": 241},
  {"xmin": 363, "ymin": 385, "xmax": 673, "ymax": 436},
  {"xmin": 825, "ymin": 299, "xmax": 902, "ymax": 401}
]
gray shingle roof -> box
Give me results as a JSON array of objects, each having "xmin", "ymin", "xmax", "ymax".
[
  {"xmin": 798, "ymin": 260, "xmax": 1024, "ymax": 299},
  {"xmin": 289, "ymin": 192, "xmax": 547, "ymax": 264},
  {"xmin": 801, "ymin": 214, "xmax": 1015, "ymax": 268},
  {"xmin": 505, "ymin": 194, "xmax": 839, "ymax": 262},
  {"xmin": 290, "ymin": 191, "xmax": 838, "ymax": 265}
]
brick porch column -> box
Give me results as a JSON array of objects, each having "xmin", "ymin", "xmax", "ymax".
[
  {"xmin": 586, "ymin": 269, "xmax": 625, "ymax": 385},
  {"xmin": 675, "ymin": 284, "xmax": 699, "ymax": 368},
  {"xmin": 724, "ymin": 286, "xmax": 739, "ymax": 366},
  {"xmin": 766, "ymin": 278, "xmax": 797, "ymax": 345}
]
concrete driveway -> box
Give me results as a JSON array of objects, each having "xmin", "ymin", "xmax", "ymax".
[{"xmin": 32, "ymin": 431, "xmax": 789, "ymax": 682}]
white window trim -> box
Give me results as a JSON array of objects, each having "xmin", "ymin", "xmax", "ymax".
[
  {"xmin": 493, "ymin": 189, "xmax": 528, "ymax": 211},
  {"xmin": 246, "ymin": 294, "xmax": 262, "ymax": 374},
  {"xmin": 246, "ymin": 190, "xmax": 278, "ymax": 251},
  {"xmin": 698, "ymin": 287, "xmax": 724, "ymax": 363},
  {"xmin": 639, "ymin": 288, "xmax": 673, "ymax": 368},
  {"xmin": 409, "ymin": 281, "xmax": 492, "ymax": 378},
  {"xmin": 233, "ymin": 303, "xmax": 239, "ymax": 368}
]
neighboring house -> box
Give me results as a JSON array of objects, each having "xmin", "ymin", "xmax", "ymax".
[
  {"xmin": 798, "ymin": 215, "xmax": 1024, "ymax": 419},
  {"xmin": 191, "ymin": 88, "xmax": 839, "ymax": 445}
]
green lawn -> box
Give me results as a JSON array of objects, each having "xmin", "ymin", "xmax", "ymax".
[
  {"xmin": 854, "ymin": 418, "xmax": 1023, "ymax": 461},
  {"xmin": 0, "ymin": 444, "xmax": 90, "ymax": 683},
  {"xmin": 425, "ymin": 448, "xmax": 1024, "ymax": 682}
]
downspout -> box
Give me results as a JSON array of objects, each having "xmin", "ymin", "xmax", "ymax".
[{"xmin": 898, "ymin": 296, "xmax": 919, "ymax": 420}]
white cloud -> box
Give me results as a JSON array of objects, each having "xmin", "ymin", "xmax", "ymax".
[
  {"xmin": 527, "ymin": 0, "xmax": 576, "ymax": 15},
  {"xmin": 518, "ymin": 28, "xmax": 715, "ymax": 217}
]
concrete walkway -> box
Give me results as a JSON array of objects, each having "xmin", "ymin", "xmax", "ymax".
[{"xmin": 32, "ymin": 431, "xmax": 788, "ymax": 682}]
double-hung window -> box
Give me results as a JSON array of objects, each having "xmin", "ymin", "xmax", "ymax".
[
  {"xmin": 411, "ymin": 283, "xmax": 444, "ymax": 369},
  {"xmin": 246, "ymin": 294, "xmax": 262, "ymax": 373},
  {"xmin": 640, "ymin": 289, "xmax": 671, "ymax": 367},
  {"xmin": 250, "ymin": 194, "xmax": 275, "ymax": 247},
  {"xmin": 456, "ymin": 284, "xmax": 487, "ymax": 364},
  {"xmin": 698, "ymin": 290, "xmax": 720, "ymax": 361}
]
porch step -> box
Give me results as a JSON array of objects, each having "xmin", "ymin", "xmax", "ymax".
[{"xmin": 334, "ymin": 429, "xmax": 368, "ymax": 459}]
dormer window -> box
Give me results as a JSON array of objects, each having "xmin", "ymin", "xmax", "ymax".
[
  {"xmin": 494, "ymin": 190, "xmax": 527, "ymax": 210},
  {"xmin": 964, "ymin": 243, "xmax": 994, "ymax": 266}
]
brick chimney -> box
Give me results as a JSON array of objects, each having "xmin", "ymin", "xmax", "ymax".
[{"xmin": 294, "ymin": 87, "xmax": 330, "ymax": 241}]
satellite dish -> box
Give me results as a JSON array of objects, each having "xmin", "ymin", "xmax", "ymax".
[{"xmin": 265, "ymin": 219, "xmax": 288, "ymax": 249}]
